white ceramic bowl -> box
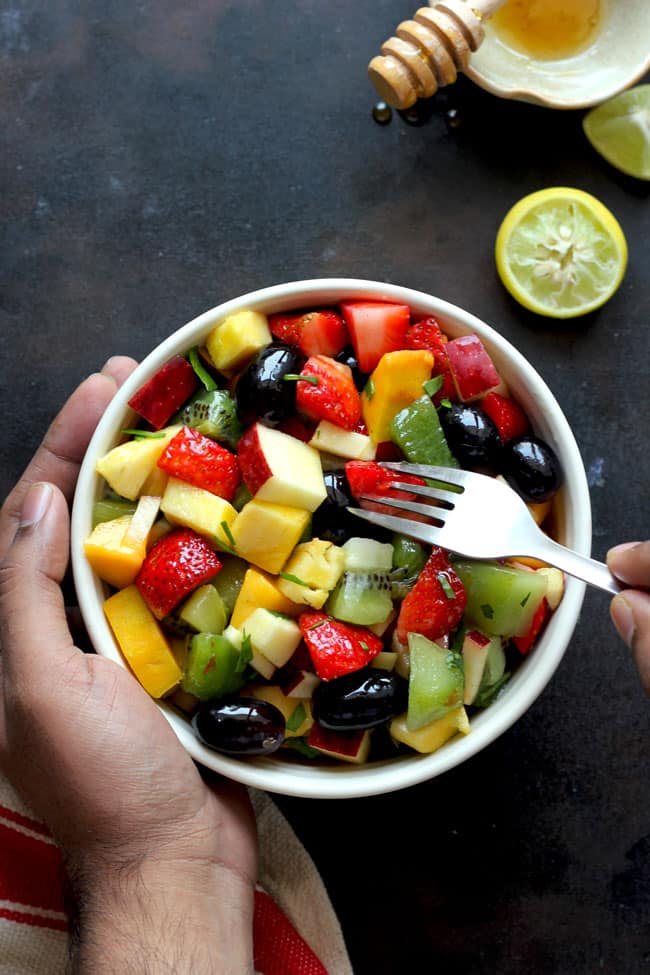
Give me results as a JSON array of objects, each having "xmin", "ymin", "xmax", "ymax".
[
  {"xmin": 71, "ymin": 279, "xmax": 590, "ymax": 799},
  {"xmin": 460, "ymin": 0, "xmax": 650, "ymax": 109}
]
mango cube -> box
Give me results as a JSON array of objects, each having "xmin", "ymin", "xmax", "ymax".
[
  {"xmin": 85, "ymin": 515, "xmax": 145, "ymax": 589},
  {"xmin": 104, "ymin": 585, "xmax": 182, "ymax": 698},
  {"xmin": 362, "ymin": 350, "xmax": 433, "ymax": 443},
  {"xmin": 231, "ymin": 567, "xmax": 302, "ymax": 629},
  {"xmin": 230, "ymin": 499, "xmax": 309, "ymax": 575},
  {"xmin": 161, "ymin": 477, "xmax": 237, "ymax": 544},
  {"xmin": 206, "ymin": 309, "xmax": 271, "ymax": 372},
  {"xmin": 389, "ymin": 707, "xmax": 470, "ymax": 754},
  {"xmin": 243, "ymin": 684, "xmax": 313, "ymax": 738}
]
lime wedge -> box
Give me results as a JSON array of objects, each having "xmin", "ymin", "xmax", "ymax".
[
  {"xmin": 583, "ymin": 85, "xmax": 650, "ymax": 181},
  {"xmin": 495, "ymin": 187, "xmax": 627, "ymax": 319}
]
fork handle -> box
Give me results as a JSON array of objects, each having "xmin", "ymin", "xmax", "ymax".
[{"xmin": 535, "ymin": 536, "xmax": 622, "ymax": 595}]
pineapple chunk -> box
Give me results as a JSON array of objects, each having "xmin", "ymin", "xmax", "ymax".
[
  {"xmin": 309, "ymin": 421, "xmax": 376, "ymax": 460},
  {"xmin": 161, "ymin": 477, "xmax": 237, "ymax": 544},
  {"xmin": 242, "ymin": 684, "xmax": 313, "ymax": 738},
  {"xmin": 243, "ymin": 608, "xmax": 302, "ymax": 668},
  {"xmin": 230, "ymin": 499, "xmax": 309, "ymax": 575},
  {"xmin": 104, "ymin": 585, "xmax": 182, "ymax": 698},
  {"xmin": 96, "ymin": 425, "xmax": 181, "ymax": 501},
  {"xmin": 223, "ymin": 624, "xmax": 275, "ymax": 679},
  {"xmin": 84, "ymin": 515, "xmax": 145, "ymax": 589},
  {"xmin": 390, "ymin": 707, "xmax": 470, "ymax": 754},
  {"xmin": 276, "ymin": 538, "xmax": 345, "ymax": 608},
  {"xmin": 362, "ymin": 350, "xmax": 434, "ymax": 443},
  {"xmin": 231, "ymin": 567, "xmax": 302, "ymax": 629},
  {"xmin": 206, "ymin": 309, "xmax": 271, "ymax": 372}
]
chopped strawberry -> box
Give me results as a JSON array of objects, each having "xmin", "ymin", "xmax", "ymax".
[
  {"xmin": 136, "ymin": 528, "xmax": 222, "ymax": 619},
  {"xmin": 396, "ymin": 547, "xmax": 466, "ymax": 644},
  {"xmin": 345, "ymin": 460, "xmax": 426, "ymax": 513},
  {"xmin": 513, "ymin": 598, "xmax": 548, "ymax": 654},
  {"xmin": 406, "ymin": 317, "xmax": 456, "ymax": 405},
  {"xmin": 340, "ymin": 301, "xmax": 410, "ymax": 373},
  {"xmin": 269, "ymin": 309, "xmax": 349, "ymax": 358},
  {"xmin": 128, "ymin": 356, "xmax": 199, "ymax": 430},
  {"xmin": 295, "ymin": 355, "xmax": 361, "ymax": 430},
  {"xmin": 481, "ymin": 392, "xmax": 529, "ymax": 443},
  {"xmin": 157, "ymin": 426, "xmax": 240, "ymax": 500},
  {"xmin": 299, "ymin": 613, "xmax": 383, "ymax": 680}
]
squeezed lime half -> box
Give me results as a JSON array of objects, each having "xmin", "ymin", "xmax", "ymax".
[{"xmin": 583, "ymin": 85, "xmax": 650, "ymax": 182}]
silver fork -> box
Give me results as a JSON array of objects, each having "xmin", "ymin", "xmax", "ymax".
[{"xmin": 348, "ymin": 461, "xmax": 621, "ymax": 595}]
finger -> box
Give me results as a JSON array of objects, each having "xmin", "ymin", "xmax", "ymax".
[
  {"xmin": 0, "ymin": 358, "xmax": 138, "ymax": 558},
  {"xmin": 607, "ymin": 541, "xmax": 650, "ymax": 589},
  {"xmin": 0, "ymin": 483, "xmax": 77, "ymax": 691},
  {"xmin": 610, "ymin": 591, "xmax": 650, "ymax": 695}
]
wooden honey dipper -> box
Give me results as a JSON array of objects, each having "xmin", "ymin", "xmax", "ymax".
[{"xmin": 368, "ymin": 0, "xmax": 508, "ymax": 110}]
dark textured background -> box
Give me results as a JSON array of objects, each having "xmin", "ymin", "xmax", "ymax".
[{"xmin": 2, "ymin": 2, "xmax": 649, "ymax": 972}]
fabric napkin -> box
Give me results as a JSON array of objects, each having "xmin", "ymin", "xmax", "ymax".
[{"xmin": 0, "ymin": 774, "xmax": 352, "ymax": 975}]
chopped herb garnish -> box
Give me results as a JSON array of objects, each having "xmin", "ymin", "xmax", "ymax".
[
  {"xmin": 364, "ymin": 378, "xmax": 375, "ymax": 400},
  {"xmin": 423, "ymin": 375, "xmax": 444, "ymax": 397},
  {"xmin": 189, "ymin": 346, "xmax": 218, "ymax": 391},
  {"xmin": 480, "ymin": 603, "xmax": 495, "ymax": 620},
  {"xmin": 279, "ymin": 572, "xmax": 309, "ymax": 587},
  {"xmin": 307, "ymin": 618, "xmax": 328, "ymax": 630},
  {"xmin": 439, "ymin": 398, "xmax": 452, "ymax": 409},
  {"xmin": 286, "ymin": 702, "xmax": 307, "ymax": 732},
  {"xmin": 220, "ymin": 520, "xmax": 236, "ymax": 549},
  {"xmin": 520, "ymin": 591, "xmax": 531, "ymax": 607},
  {"xmin": 283, "ymin": 737, "xmax": 320, "ymax": 759},
  {"xmin": 120, "ymin": 429, "xmax": 166, "ymax": 439},
  {"xmin": 283, "ymin": 373, "xmax": 319, "ymax": 386},
  {"xmin": 267, "ymin": 610, "xmax": 291, "ymax": 619},
  {"xmin": 360, "ymin": 640, "xmax": 370, "ymax": 653},
  {"xmin": 437, "ymin": 572, "xmax": 456, "ymax": 600},
  {"xmin": 213, "ymin": 536, "xmax": 237, "ymax": 556},
  {"xmin": 235, "ymin": 631, "xmax": 253, "ymax": 672},
  {"xmin": 475, "ymin": 673, "xmax": 511, "ymax": 708}
]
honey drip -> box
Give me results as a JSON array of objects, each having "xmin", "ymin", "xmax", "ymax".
[{"xmin": 491, "ymin": 0, "xmax": 604, "ymax": 60}]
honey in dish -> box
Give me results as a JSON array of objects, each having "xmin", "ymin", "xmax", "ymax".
[{"xmin": 491, "ymin": 0, "xmax": 604, "ymax": 60}]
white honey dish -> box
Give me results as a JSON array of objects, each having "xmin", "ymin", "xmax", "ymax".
[
  {"xmin": 449, "ymin": 0, "xmax": 650, "ymax": 109},
  {"xmin": 71, "ymin": 279, "xmax": 591, "ymax": 799}
]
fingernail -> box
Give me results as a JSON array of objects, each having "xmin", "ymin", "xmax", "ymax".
[
  {"xmin": 607, "ymin": 542, "xmax": 642, "ymax": 561},
  {"xmin": 611, "ymin": 594, "xmax": 636, "ymax": 648},
  {"xmin": 19, "ymin": 482, "xmax": 53, "ymax": 529}
]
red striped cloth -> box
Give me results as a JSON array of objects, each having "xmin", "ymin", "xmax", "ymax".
[{"xmin": 0, "ymin": 797, "xmax": 335, "ymax": 974}]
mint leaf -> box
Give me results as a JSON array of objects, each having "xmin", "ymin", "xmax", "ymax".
[
  {"xmin": 480, "ymin": 603, "xmax": 495, "ymax": 620},
  {"xmin": 520, "ymin": 592, "xmax": 531, "ymax": 607},
  {"xmin": 423, "ymin": 375, "xmax": 444, "ymax": 397},
  {"xmin": 189, "ymin": 346, "xmax": 218, "ymax": 391},
  {"xmin": 283, "ymin": 374, "xmax": 319, "ymax": 386},
  {"xmin": 235, "ymin": 631, "xmax": 253, "ymax": 672},
  {"xmin": 220, "ymin": 520, "xmax": 236, "ymax": 549},
  {"xmin": 279, "ymin": 572, "xmax": 309, "ymax": 587},
  {"xmin": 120, "ymin": 429, "xmax": 166, "ymax": 439},
  {"xmin": 437, "ymin": 571, "xmax": 456, "ymax": 600},
  {"xmin": 283, "ymin": 737, "xmax": 320, "ymax": 759},
  {"xmin": 286, "ymin": 702, "xmax": 307, "ymax": 732}
]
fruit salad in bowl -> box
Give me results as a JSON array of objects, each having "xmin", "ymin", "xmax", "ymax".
[{"xmin": 71, "ymin": 279, "xmax": 590, "ymax": 798}]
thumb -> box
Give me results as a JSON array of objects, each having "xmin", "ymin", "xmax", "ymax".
[{"xmin": 0, "ymin": 482, "xmax": 76, "ymax": 692}]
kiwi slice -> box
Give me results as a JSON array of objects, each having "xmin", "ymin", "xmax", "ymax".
[{"xmin": 177, "ymin": 389, "xmax": 243, "ymax": 449}]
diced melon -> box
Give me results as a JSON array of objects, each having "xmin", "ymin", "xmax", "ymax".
[
  {"xmin": 230, "ymin": 499, "xmax": 310, "ymax": 575},
  {"xmin": 361, "ymin": 350, "xmax": 434, "ymax": 443},
  {"xmin": 242, "ymin": 684, "xmax": 313, "ymax": 738},
  {"xmin": 309, "ymin": 421, "xmax": 376, "ymax": 460},
  {"xmin": 276, "ymin": 539, "xmax": 345, "ymax": 608},
  {"xmin": 243, "ymin": 608, "xmax": 302, "ymax": 668},
  {"xmin": 390, "ymin": 707, "xmax": 470, "ymax": 754},
  {"xmin": 223, "ymin": 624, "xmax": 275, "ymax": 679},
  {"xmin": 161, "ymin": 477, "xmax": 237, "ymax": 544},
  {"xmin": 370, "ymin": 651, "xmax": 398, "ymax": 671},
  {"xmin": 104, "ymin": 585, "xmax": 182, "ymax": 698},
  {"xmin": 206, "ymin": 309, "xmax": 271, "ymax": 372},
  {"xmin": 230, "ymin": 566, "xmax": 302, "ymax": 629},
  {"xmin": 84, "ymin": 515, "xmax": 145, "ymax": 589},
  {"xmin": 96, "ymin": 425, "xmax": 181, "ymax": 500},
  {"xmin": 179, "ymin": 584, "xmax": 227, "ymax": 634},
  {"xmin": 453, "ymin": 559, "xmax": 548, "ymax": 637},
  {"xmin": 342, "ymin": 537, "xmax": 394, "ymax": 572}
]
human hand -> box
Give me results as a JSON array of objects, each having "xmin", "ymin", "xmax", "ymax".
[
  {"xmin": 608, "ymin": 542, "xmax": 650, "ymax": 694},
  {"xmin": 0, "ymin": 359, "xmax": 256, "ymax": 974}
]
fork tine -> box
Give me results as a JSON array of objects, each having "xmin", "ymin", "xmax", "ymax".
[
  {"xmin": 380, "ymin": 461, "xmax": 470, "ymax": 488},
  {"xmin": 346, "ymin": 507, "xmax": 443, "ymax": 547},
  {"xmin": 360, "ymin": 493, "xmax": 447, "ymax": 523},
  {"xmin": 388, "ymin": 481, "xmax": 456, "ymax": 508}
]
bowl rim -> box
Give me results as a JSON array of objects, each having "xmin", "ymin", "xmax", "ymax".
[{"xmin": 71, "ymin": 277, "xmax": 590, "ymax": 799}]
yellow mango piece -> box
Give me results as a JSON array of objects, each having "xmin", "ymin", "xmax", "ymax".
[
  {"xmin": 390, "ymin": 707, "xmax": 470, "ymax": 754},
  {"xmin": 231, "ymin": 566, "xmax": 302, "ymax": 629},
  {"xmin": 84, "ymin": 515, "xmax": 145, "ymax": 589},
  {"xmin": 230, "ymin": 499, "xmax": 309, "ymax": 575},
  {"xmin": 104, "ymin": 585, "xmax": 182, "ymax": 698},
  {"xmin": 161, "ymin": 477, "xmax": 237, "ymax": 543},
  {"xmin": 206, "ymin": 309, "xmax": 271, "ymax": 372},
  {"xmin": 96, "ymin": 425, "xmax": 181, "ymax": 501},
  {"xmin": 362, "ymin": 350, "xmax": 434, "ymax": 443},
  {"xmin": 243, "ymin": 684, "xmax": 313, "ymax": 738}
]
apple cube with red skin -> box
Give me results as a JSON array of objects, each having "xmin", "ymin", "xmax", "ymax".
[
  {"xmin": 339, "ymin": 301, "xmax": 411, "ymax": 373},
  {"xmin": 445, "ymin": 334, "xmax": 501, "ymax": 402},
  {"xmin": 279, "ymin": 667, "xmax": 321, "ymax": 699},
  {"xmin": 128, "ymin": 356, "xmax": 199, "ymax": 430},
  {"xmin": 308, "ymin": 724, "xmax": 371, "ymax": 763},
  {"xmin": 237, "ymin": 422, "xmax": 327, "ymax": 512}
]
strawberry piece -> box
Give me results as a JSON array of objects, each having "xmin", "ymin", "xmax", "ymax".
[
  {"xmin": 128, "ymin": 356, "xmax": 199, "ymax": 430},
  {"xmin": 481, "ymin": 392, "xmax": 529, "ymax": 443},
  {"xmin": 136, "ymin": 528, "xmax": 222, "ymax": 619},
  {"xmin": 345, "ymin": 460, "xmax": 426, "ymax": 513},
  {"xmin": 269, "ymin": 309, "xmax": 349, "ymax": 357},
  {"xmin": 295, "ymin": 355, "xmax": 361, "ymax": 431},
  {"xmin": 340, "ymin": 301, "xmax": 410, "ymax": 373},
  {"xmin": 406, "ymin": 318, "xmax": 456, "ymax": 405},
  {"xmin": 268, "ymin": 313, "xmax": 301, "ymax": 347},
  {"xmin": 396, "ymin": 547, "xmax": 466, "ymax": 644},
  {"xmin": 157, "ymin": 426, "xmax": 240, "ymax": 500},
  {"xmin": 512, "ymin": 598, "xmax": 548, "ymax": 654},
  {"xmin": 299, "ymin": 613, "xmax": 383, "ymax": 680}
]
